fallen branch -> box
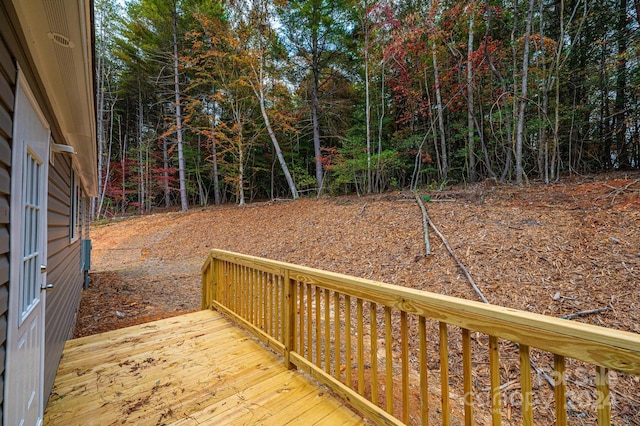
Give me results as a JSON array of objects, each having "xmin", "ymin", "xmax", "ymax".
[
  {"xmin": 359, "ymin": 202, "xmax": 368, "ymax": 216},
  {"xmin": 605, "ymin": 179, "xmax": 640, "ymax": 205},
  {"xmin": 414, "ymin": 194, "xmax": 431, "ymax": 255},
  {"xmin": 560, "ymin": 307, "xmax": 611, "ymax": 320},
  {"xmin": 604, "ymin": 179, "xmax": 639, "ymax": 192},
  {"xmin": 417, "ymin": 195, "xmax": 489, "ymax": 304},
  {"xmin": 530, "ymin": 359, "xmax": 555, "ymax": 388},
  {"xmin": 623, "ymin": 262, "xmax": 639, "ymax": 279}
]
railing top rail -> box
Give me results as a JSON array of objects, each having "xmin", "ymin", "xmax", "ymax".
[{"xmin": 206, "ymin": 249, "xmax": 640, "ymax": 374}]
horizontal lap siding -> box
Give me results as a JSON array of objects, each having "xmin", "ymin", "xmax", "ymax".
[
  {"xmin": 45, "ymin": 154, "xmax": 83, "ymax": 406},
  {"xmin": 1, "ymin": 3, "xmax": 89, "ymax": 417},
  {"xmin": 0, "ymin": 27, "xmax": 15, "ymax": 424}
]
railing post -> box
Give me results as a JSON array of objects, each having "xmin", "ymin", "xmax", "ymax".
[
  {"xmin": 283, "ymin": 269, "xmax": 295, "ymax": 370},
  {"xmin": 211, "ymin": 258, "xmax": 218, "ymax": 304},
  {"xmin": 201, "ymin": 255, "xmax": 211, "ymax": 310}
]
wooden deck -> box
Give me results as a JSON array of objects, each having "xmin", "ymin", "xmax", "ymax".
[{"xmin": 44, "ymin": 310, "xmax": 365, "ymax": 425}]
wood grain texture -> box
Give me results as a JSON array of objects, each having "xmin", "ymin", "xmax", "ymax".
[
  {"xmin": 45, "ymin": 310, "xmax": 364, "ymax": 426},
  {"xmin": 462, "ymin": 328, "xmax": 473, "ymax": 426},
  {"xmin": 489, "ymin": 336, "xmax": 502, "ymax": 426},
  {"xmin": 554, "ymin": 354, "xmax": 567, "ymax": 426}
]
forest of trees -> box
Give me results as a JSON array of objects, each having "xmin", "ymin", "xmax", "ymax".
[{"xmin": 93, "ymin": 0, "xmax": 640, "ymax": 216}]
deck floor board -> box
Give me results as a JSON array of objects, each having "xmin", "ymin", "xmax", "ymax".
[{"xmin": 45, "ymin": 310, "xmax": 365, "ymax": 425}]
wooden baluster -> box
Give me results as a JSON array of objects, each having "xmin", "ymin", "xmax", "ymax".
[
  {"xmin": 489, "ymin": 336, "xmax": 502, "ymax": 426},
  {"xmin": 291, "ymin": 280, "xmax": 297, "ymax": 353},
  {"xmin": 219, "ymin": 261, "xmax": 224, "ymax": 306},
  {"xmin": 401, "ymin": 311, "xmax": 409, "ymax": 423},
  {"xmin": 259, "ymin": 271, "xmax": 264, "ymax": 331},
  {"xmin": 315, "ymin": 286, "xmax": 321, "ymax": 367},
  {"xmin": 217, "ymin": 261, "xmax": 221, "ymax": 305},
  {"xmin": 237, "ymin": 264, "xmax": 242, "ymax": 315},
  {"xmin": 554, "ymin": 354, "xmax": 567, "ymax": 426},
  {"xmin": 325, "ymin": 289, "xmax": 331, "ymax": 374},
  {"xmin": 267, "ymin": 273, "xmax": 273, "ymax": 337},
  {"xmin": 345, "ymin": 295, "xmax": 352, "ymax": 387},
  {"xmin": 335, "ymin": 293, "xmax": 341, "ymax": 379},
  {"xmin": 251, "ymin": 268, "xmax": 255, "ymax": 323},
  {"xmin": 232, "ymin": 264, "xmax": 237, "ymax": 313},
  {"xmin": 251, "ymin": 268, "xmax": 257, "ymax": 325},
  {"xmin": 233, "ymin": 264, "xmax": 238, "ymax": 313},
  {"xmin": 246, "ymin": 267, "xmax": 249, "ymax": 319},
  {"xmin": 419, "ymin": 316, "xmax": 428, "ymax": 426},
  {"xmin": 299, "ymin": 283, "xmax": 304, "ymax": 355},
  {"xmin": 229, "ymin": 264, "xmax": 238, "ymax": 312},
  {"xmin": 519, "ymin": 344, "xmax": 533, "ymax": 426},
  {"xmin": 248, "ymin": 267, "xmax": 252, "ymax": 321},
  {"xmin": 284, "ymin": 270, "xmax": 294, "ymax": 369},
  {"xmin": 440, "ymin": 322, "xmax": 450, "ymax": 426},
  {"xmin": 385, "ymin": 307, "xmax": 393, "ymax": 415},
  {"xmin": 246, "ymin": 267, "xmax": 251, "ymax": 322},
  {"xmin": 279, "ymin": 274, "xmax": 285, "ymax": 342},
  {"xmin": 596, "ymin": 366, "xmax": 611, "ymax": 426},
  {"xmin": 228, "ymin": 262, "xmax": 232, "ymax": 308},
  {"xmin": 214, "ymin": 259, "xmax": 219, "ymax": 303},
  {"xmin": 245, "ymin": 266, "xmax": 249, "ymax": 319},
  {"xmin": 240, "ymin": 266, "xmax": 245, "ymax": 318},
  {"xmin": 273, "ymin": 275, "xmax": 278, "ymax": 340},
  {"xmin": 462, "ymin": 328, "xmax": 473, "ymax": 425},
  {"xmin": 357, "ymin": 298, "xmax": 364, "ymax": 395},
  {"xmin": 273, "ymin": 273, "xmax": 278, "ymax": 336},
  {"xmin": 307, "ymin": 283, "xmax": 312, "ymax": 361},
  {"xmin": 371, "ymin": 302, "xmax": 378, "ymax": 406},
  {"xmin": 254, "ymin": 269, "xmax": 259, "ymax": 328},
  {"xmin": 228, "ymin": 263, "xmax": 233, "ymax": 311}
]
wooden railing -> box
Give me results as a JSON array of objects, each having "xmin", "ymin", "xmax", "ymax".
[{"xmin": 201, "ymin": 249, "xmax": 640, "ymax": 425}]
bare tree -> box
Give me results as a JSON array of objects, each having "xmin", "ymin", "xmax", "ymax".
[{"xmin": 516, "ymin": 0, "xmax": 535, "ymax": 184}]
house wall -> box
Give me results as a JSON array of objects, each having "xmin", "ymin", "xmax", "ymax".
[
  {"xmin": 44, "ymin": 154, "xmax": 84, "ymax": 405},
  {"xmin": 0, "ymin": 2, "xmax": 89, "ymax": 415},
  {"xmin": 0, "ymin": 30, "xmax": 16, "ymax": 426}
]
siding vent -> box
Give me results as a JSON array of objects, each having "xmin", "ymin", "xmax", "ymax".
[{"xmin": 47, "ymin": 32, "xmax": 75, "ymax": 49}]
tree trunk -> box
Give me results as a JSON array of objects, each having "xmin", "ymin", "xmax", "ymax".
[
  {"xmin": 121, "ymin": 131, "xmax": 127, "ymax": 216},
  {"xmin": 364, "ymin": 10, "xmax": 372, "ymax": 193},
  {"xmin": 210, "ymin": 103, "xmax": 221, "ymax": 205},
  {"xmin": 138, "ymin": 88, "xmax": 144, "ymax": 215},
  {"xmin": 312, "ymin": 36, "xmax": 323, "ymax": 195},
  {"xmin": 550, "ymin": 0, "xmax": 565, "ymax": 181},
  {"xmin": 467, "ymin": 10, "xmax": 477, "ymax": 182},
  {"xmin": 173, "ymin": 8, "xmax": 188, "ymax": 211},
  {"xmin": 238, "ymin": 135, "xmax": 245, "ymax": 206},
  {"xmin": 376, "ymin": 61, "xmax": 385, "ymax": 193},
  {"xmin": 433, "ymin": 44, "xmax": 448, "ymax": 181},
  {"xmin": 252, "ymin": 65, "xmax": 299, "ymax": 200},
  {"xmin": 538, "ymin": 0, "xmax": 549, "ymax": 183},
  {"xmin": 95, "ymin": 35, "xmax": 104, "ymax": 220},
  {"xmin": 484, "ymin": 2, "xmax": 514, "ymax": 182},
  {"xmin": 614, "ymin": 0, "xmax": 628, "ymax": 168},
  {"xmin": 515, "ymin": 0, "xmax": 535, "ymax": 184},
  {"xmin": 162, "ymin": 135, "xmax": 171, "ymax": 208}
]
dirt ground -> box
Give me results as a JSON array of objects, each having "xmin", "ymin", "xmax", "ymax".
[{"xmin": 74, "ymin": 173, "xmax": 640, "ymax": 424}]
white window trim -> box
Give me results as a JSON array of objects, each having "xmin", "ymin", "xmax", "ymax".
[{"xmin": 70, "ymin": 168, "xmax": 80, "ymax": 242}]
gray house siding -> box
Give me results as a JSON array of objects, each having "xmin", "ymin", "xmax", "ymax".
[
  {"xmin": 1, "ymin": 1, "xmax": 93, "ymax": 418},
  {"xmin": 0, "ymin": 29, "xmax": 16, "ymax": 426},
  {"xmin": 44, "ymin": 154, "xmax": 84, "ymax": 405}
]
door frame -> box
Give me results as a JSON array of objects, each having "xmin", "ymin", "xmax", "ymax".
[{"xmin": 5, "ymin": 68, "xmax": 50, "ymax": 426}]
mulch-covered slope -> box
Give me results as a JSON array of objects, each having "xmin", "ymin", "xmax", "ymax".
[{"xmin": 77, "ymin": 173, "xmax": 639, "ymax": 338}]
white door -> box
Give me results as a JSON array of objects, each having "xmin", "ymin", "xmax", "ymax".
[{"xmin": 6, "ymin": 72, "xmax": 50, "ymax": 426}]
